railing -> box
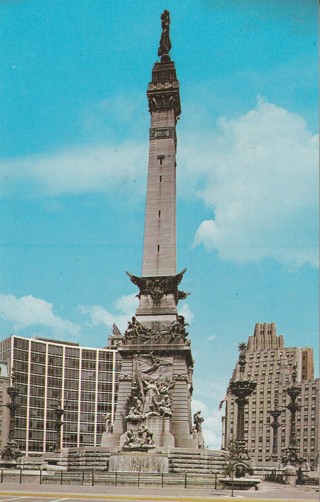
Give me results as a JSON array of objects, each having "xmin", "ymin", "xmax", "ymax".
[
  {"xmin": 265, "ymin": 469, "xmax": 319, "ymax": 486},
  {"xmin": 0, "ymin": 469, "xmax": 221, "ymax": 489},
  {"xmin": 265, "ymin": 471, "xmax": 285, "ymax": 483}
]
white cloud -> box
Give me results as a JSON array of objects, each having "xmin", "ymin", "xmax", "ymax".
[
  {"xmin": 0, "ymin": 142, "xmax": 147, "ymax": 198},
  {"xmin": 98, "ymin": 92, "xmax": 146, "ymax": 125},
  {"xmin": 79, "ymin": 294, "xmax": 139, "ymax": 334},
  {"xmin": 0, "ymin": 293, "xmax": 80, "ymax": 337},
  {"xmin": 179, "ymin": 98, "xmax": 318, "ymax": 268},
  {"xmin": 1, "ymin": 98, "xmax": 317, "ymax": 268},
  {"xmin": 207, "ymin": 335, "xmax": 216, "ymax": 342},
  {"xmin": 178, "ymin": 303, "xmax": 194, "ymax": 325}
]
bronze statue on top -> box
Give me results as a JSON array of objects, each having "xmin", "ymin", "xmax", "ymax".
[{"xmin": 158, "ymin": 10, "xmax": 171, "ymax": 62}]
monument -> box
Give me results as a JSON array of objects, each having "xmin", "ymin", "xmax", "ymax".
[
  {"xmin": 63, "ymin": 10, "xmax": 225, "ymax": 476},
  {"xmin": 102, "ymin": 10, "xmax": 201, "ymax": 466}
]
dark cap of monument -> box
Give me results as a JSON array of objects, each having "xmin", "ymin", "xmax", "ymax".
[{"xmin": 158, "ymin": 10, "xmax": 171, "ymax": 62}]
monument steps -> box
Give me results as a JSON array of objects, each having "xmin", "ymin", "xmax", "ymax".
[
  {"xmin": 168, "ymin": 450, "xmax": 225, "ymax": 474},
  {"xmin": 60, "ymin": 447, "xmax": 226, "ymax": 475},
  {"xmin": 66, "ymin": 448, "xmax": 111, "ymax": 471},
  {"xmin": 17, "ymin": 456, "xmax": 47, "ymax": 470}
]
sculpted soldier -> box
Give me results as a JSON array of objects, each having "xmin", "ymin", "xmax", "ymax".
[{"xmin": 158, "ymin": 10, "xmax": 171, "ymax": 61}]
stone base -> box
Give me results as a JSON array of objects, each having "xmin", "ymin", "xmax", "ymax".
[
  {"xmin": 0, "ymin": 460, "xmax": 17, "ymax": 469},
  {"xmin": 284, "ymin": 465, "xmax": 297, "ymax": 485},
  {"xmin": 109, "ymin": 451, "xmax": 169, "ymax": 473},
  {"xmin": 193, "ymin": 431, "xmax": 205, "ymax": 449},
  {"xmin": 101, "ymin": 432, "xmax": 118, "ymax": 448},
  {"xmin": 146, "ymin": 416, "xmax": 175, "ymax": 448}
]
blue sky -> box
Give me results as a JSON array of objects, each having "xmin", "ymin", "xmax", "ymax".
[{"xmin": 0, "ymin": 0, "xmax": 318, "ymax": 448}]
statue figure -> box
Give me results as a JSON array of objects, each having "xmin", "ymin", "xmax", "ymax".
[
  {"xmin": 168, "ymin": 315, "xmax": 189, "ymax": 342},
  {"xmin": 145, "ymin": 404, "xmax": 159, "ymax": 418},
  {"xmin": 124, "ymin": 316, "xmax": 153, "ymax": 343},
  {"xmin": 158, "ymin": 379, "xmax": 175, "ymax": 397},
  {"xmin": 125, "ymin": 316, "xmax": 137, "ymax": 339},
  {"xmin": 123, "ymin": 429, "xmax": 135, "ymax": 449},
  {"xmin": 142, "ymin": 376, "xmax": 160, "ymax": 413},
  {"xmin": 142, "ymin": 353, "xmax": 173, "ymax": 374},
  {"xmin": 157, "ymin": 392, "xmax": 173, "ymax": 417},
  {"xmin": 103, "ymin": 412, "xmax": 112, "ymax": 433},
  {"xmin": 193, "ymin": 410, "xmax": 204, "ymax": 433},
  {"xmin": 122, "ymin": 425, "xmax": 155, "ymax": 451},
  {"xmin": 143, "ymin": 426, "xmax": 154, "ymax": 446},
  {"xmin": 126, "ymin": 396, "xmax": 144, "ymax": 423},
  {"xmin": 158, "ymin": 10, "xmax": 171, "ymax": 61}
]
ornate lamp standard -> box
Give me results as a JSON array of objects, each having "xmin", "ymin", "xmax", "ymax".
[
  {"xmin": 282, "ymin": 364, "xmax": 303, "ymax": 466},
  {"xmin": 267, "ymin": 395, "xmax": 282, "ymax": 462},
  {"xmin": 227, "ymin": 343, "xmax": 257, "ymax": 477},
  {"xmin": 53, "ymin": 399, "xmax": 65, "ymax": 453},
  {"xmin": 1, "ymin": 368, "xmax": 22, "ymax": 464}
]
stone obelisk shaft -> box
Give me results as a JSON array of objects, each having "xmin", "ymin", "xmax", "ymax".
[{"xmin": 142, "ymin": 62, "xmax": 181, "ymax": 277}]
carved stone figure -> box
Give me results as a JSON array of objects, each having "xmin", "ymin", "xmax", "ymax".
[
  {"xmin": 141, "ymin": 353, "xmax": 173, "ymax": 374},
  {"xmin": 124, "ymin": 315, "xmax": 189, "ymax": 345},
  {"xmin": 126, "ymin": 396, "xmax": 144, "ymax": 423},
  {"xmin": 103, "ymin": 412, "xmax": 112, "ymax": 433},
  {"xmin": 168, "ymin": 315, "xmax": 189, "ymax": 342},
  {"xmin": 126, "ymin": 269, "xmax": 188, "ymax": 306},
  {"xmin": 158, "ymin": 10, "xmax": 171, "ymax": 61},
  {"xmin": 142, "ymin": 426, "xmax": 154, "ymax": 446},
  {"xmin": 193, "ymin": 410, "xmax": 204, "ymax": 433},
  {"xmin": 123, "ymin": 429, "xmax": 135, "ymax": 449},
  {"xmin": 122, "ymin": 425, "xmax": 155, "ymax": 451},
  {"xmin": 157, "ymin": 392, "xmax": 172, "ymax": 417},
  {"xmin": 142, "ymin": 377, "xmax": 160, "ymax": 414},
  {"xmin": 112, "ymin": 324, "xmax": 121, "ymax": 336}
]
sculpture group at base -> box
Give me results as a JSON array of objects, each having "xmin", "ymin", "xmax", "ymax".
[
  {"xmin": 125, "ymin": 355, "xmax": 175, "ymax": 424},
  {"xmin": 123, "ymin": 426, "xmax": 155, "ymax": 451}
]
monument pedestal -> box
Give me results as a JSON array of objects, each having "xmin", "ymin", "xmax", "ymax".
[
  {"xmin": 109, "ymin": 451, "xmax": 169, "ymax": 473},
  {"xmin": 101, "ymin": 432, "xmax": 118, "ymax": 448},
  {"xmin": 146, "ymin": 416, "xmax": 174, "ymax": 448}
]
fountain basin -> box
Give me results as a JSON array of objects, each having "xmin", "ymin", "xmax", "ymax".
[
  {"xmin": 219, "ymin": 477, "xmax": 260, "ymax": 491},
  {"xmin": 109, "ymin": 451, "xmax": 169, "ymax": 473}
]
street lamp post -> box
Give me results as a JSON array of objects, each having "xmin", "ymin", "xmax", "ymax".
[
  {"xmin": 282, "ymin": 364, "xmax": 303, "ymax": 467},
  {"xmin": 1, "ymin": 368, "xmax": 22, "ymax": 464},
  {"xmin": 228, "ymin": 343, "xmax": 256, "ymax": 477},
  {"xmin": 53, "ymin": 399, "xmax": 65, "ymax": 453},
  {"xmin": 267, "ymin": 395, "xmax": 282, "ymax": 462}
]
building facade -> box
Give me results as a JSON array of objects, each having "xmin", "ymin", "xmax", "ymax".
[
  {"xmin": 0, "ymin": 335, "xmax": 120, "ymax": 455},
  {"xmin": 222, "ymin": 323, "xmax": 319, "ymax": 467}
]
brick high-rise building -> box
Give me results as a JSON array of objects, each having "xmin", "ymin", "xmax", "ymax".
[{"xmin": 222, "ymin": 323, "xmax": 319, "ymax": 467}]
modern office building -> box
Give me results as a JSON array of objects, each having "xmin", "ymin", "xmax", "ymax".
[
  {"xmin": 0, "ymin": 335, "xmax": 120, "ymax": 455},
  {"xmin": 222, "ymin": 323, "xmax": 319, "ymax": 467}
]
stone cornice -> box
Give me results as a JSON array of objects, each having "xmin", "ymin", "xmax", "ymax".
[{"xmin": 126, "ymin": 269, "xmax": 189, "ymax": 304}]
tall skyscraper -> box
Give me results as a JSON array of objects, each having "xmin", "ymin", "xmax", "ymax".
[{"xmin": 222, "ymin": 323, "xmax": 319, "ymax": 467}]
